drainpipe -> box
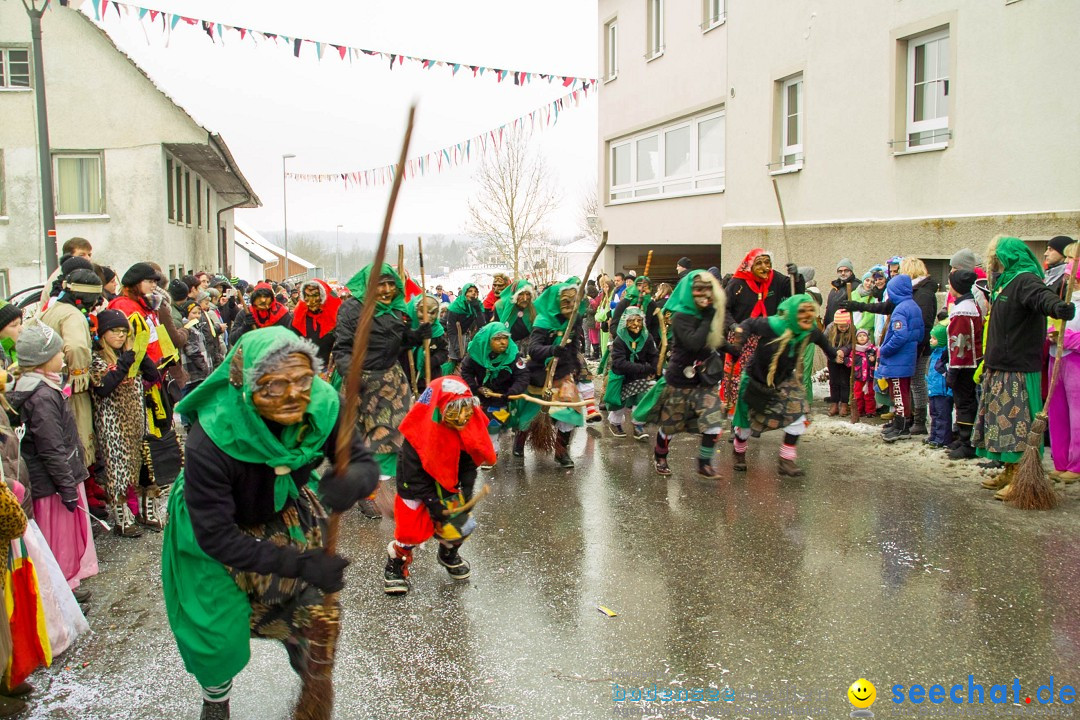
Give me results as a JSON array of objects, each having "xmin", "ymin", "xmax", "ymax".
[{"xmin": 24, "ymin": 0, "xmax": 58, "ymax": 276}]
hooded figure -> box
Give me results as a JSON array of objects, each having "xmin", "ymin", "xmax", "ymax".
[
  {"xmin": 611, "ymin": 275, "xmax": 662, "ymax": 341},
  {"xmin": 482, "ymin": 273, "xmax": 511, "ymax": 321},
  {"xmin": 384, "ymin": 376, "xmax": 496, "ymax": 595},
  {"xmin": 161, "ymin": 327, "xmax": 377, "ymax": 719},
  {"xmin": 446, "ymin": 282, "xmax": 484, "ymax": 363},
  {"xmin": 495, "ymin": 279, "xmax": 536, "ymax": 348},
  {"xmin": 460, "ymin": 321, "xmax": 529, "ymax": 443},
  {"xmin": 291, "ymin": 278, "xmax": 342, "ymax": 366},
  {"xmin": 874, "ymin": 274, "xmax": 924, "ymax": 442},
  {"xmin": 603, "ymin": 306, "xmax": 659, "ymax": 439},
  {"xmin": 231, "ymin": 282, "xmax": 293, "ymax": 344},
  {"xmin": 403, "ymin": 293, "xmax": 449, "ymax": 389}
]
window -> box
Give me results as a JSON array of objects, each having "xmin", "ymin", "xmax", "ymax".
[
  {"xmin": 196, "ymin": 178, "xmax": 202, "ymax": 228},
  {"xmin": 604, "ymin": 19, "xmax": 618, "ymax": 81},
  {"xmin": 0, "ymin": 270, "xmax": 9, "ymax": 299},
  {"xmin": 907, "ymin": 29, "xmax": 950, "ymax": 148},
  {"xmin": 206, "ymin": 187, "xmax": 212, "ymax": 233},
  {"xmin": 703, "ymin": 0, "xmax": 725, "ymax": 30},
  {"xmin": 646, "ymin": 0, "xmax": 664, "ymax": 59},
  {"xmin": 174, "ymin": 162, "xmax": 183, "ymax": 222},
  {"xmin": 780, "ymin": 75, "xmax": 804, "ymax": 168},
  {"xmin": 0, "ymin": 48, "xmax": 31, "ymax": 89},
  {"xmin": 166, "ymin": 157, "xmax": 175, "ymax": 221},
  {"xmin": 609, "ymin": 109, "xmax": 725, "ymax": 203},
  {"xmin": 54, "ymin": 154, "xmax": 104, "ymax": 215},
  {"xmin": 184, "ymin": 170, "xmax": 192, "ymax": 225}
]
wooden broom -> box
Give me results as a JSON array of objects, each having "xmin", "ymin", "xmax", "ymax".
[
  {"xmin": 418, "ymin": 236, "xmax": 432, "ymax": 386},
  {"xmin": 293, "ymin": 104, "xmax": 416, "ymax": 720},
  {"xmin": 1008, "ymin": 251, "xmax": 1077, "ymax": 510}
]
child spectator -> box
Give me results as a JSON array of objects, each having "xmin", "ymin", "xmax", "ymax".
[
  {"xmin": 945, "ymin": 270, "xmax": 984, "ymax": 459},
  {"xmin": 851, "ymin": 329, "xmax": 877, "ymax": 418},
  {"xmin": 925, "ymin": 323, "xmax": 953, "ymax": 448},
  {"xmin": 824, "ymin": 309, "xmax": 855, "ymax": 416},
  {"xmin": 877, "ymin": 275, "xmax": 924, "ymax": 443},
  {"xmin": 89, "ymin": 310, "xmax": 160, "ymax": 537},
  {"xmin": 7, "ymin": 322, "xmax": 97, "ymax": 599},
  {"xmin": 179, "ymin": 300, "xmax": 212, "ymax": 396}
]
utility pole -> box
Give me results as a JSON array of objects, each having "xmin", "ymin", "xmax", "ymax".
[
  {"xmin": 282, "ymin": 153, "xmax": 295, "ymax": 283},
  {"xmin": 335, "ymin": 224, "xmax": 343, "ymax": 282},
  {"xmin": 24, "ymin": 0, "xmax": 58, "ymax": 276}
]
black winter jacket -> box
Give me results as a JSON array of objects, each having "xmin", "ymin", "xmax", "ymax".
[
  {"xmin": 611, "ymin": 297, "xmax": 662, "ymax": 341},
  {"xmin": 460, "ymin": 351, "xmax": 529, "ymax": 408},
  {"xmin": 824, "ymin": 277, "xmax": 859, "ymax": 327},
  {"xmin": 333, "ymin": 297, "xmax": 426, "ymax": 376},
  {"xmin": 665, "ymin": 309, "xmax": 720, "ymax": 388},
  {"xmin": 7, "ymin": 374, "xmax": 87, "ymax": 502},
  {"xmin": 183, "ymin": 417, "xmax": 377, "ymax": 577},
  {"xmin": 984, "ymin": 273, "xmax": 1076, "ymax": 373},
  {"xmin": 611, "ymin": 332, "xmax": 659, "ymax": 381},
  {"xmin": 446, "ymin": 306, "xmax": 484, "ymax": 360},
  {"xmin": 738, "ymin": 318, "xmax": 838, "ymax": 388},
  {"xmin": 724, "ymin": 271, "xmax": 805, "ymax": 327},
  {"xmin": 229, "ymin": 308, "xmax": 294, "ymax": 345},
  {"xmin": 526, "ymin": 319, "xmax": 584, "ymax": 387}
]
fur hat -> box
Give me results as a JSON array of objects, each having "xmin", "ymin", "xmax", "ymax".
[
  {"xmin": 15, "ymin": 320, "xmax": 63, "ymax": 367},
  {"xmin": 96, "ymin": 309, "xmax": 130, "ymax": 334}
]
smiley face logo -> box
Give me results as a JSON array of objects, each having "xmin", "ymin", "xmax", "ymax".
[{"xmin": 848, "ymin": 678, "xmax": 876, "ymax": 709}]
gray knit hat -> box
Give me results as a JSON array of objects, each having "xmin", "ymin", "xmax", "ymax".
[
  {"xmin": 836, "ymin": 258, "xmax": 855, "ymax": 272},
  {"xmin": 950, "ymin": 248, "xmax": 978, "ymax": 272},
  {"xmin": 15, "ymin": 320, "xmax": 64, "ymax": 367}
]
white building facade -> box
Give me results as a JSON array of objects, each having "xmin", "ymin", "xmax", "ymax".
[
  {"xmin": 597, "ymin": 0, "xmax": 1080, "ymax": 285},
  {"xmin": 0, "ymin": 4, "xmax": 259, "ymax": 296}
]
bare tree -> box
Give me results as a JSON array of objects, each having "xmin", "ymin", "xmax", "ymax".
[
  {"xmin": 578, "ymin": 181, "xmax": 600, "ymax": 242},
  {"xmin": 466, "ymin": 128, "xmax": 560, "ymax": 280}
]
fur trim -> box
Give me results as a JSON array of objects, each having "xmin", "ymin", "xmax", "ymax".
[
  {"xmin": 699, "ymin": 272, "xmax": 726, "ymax": 350},
  {"xmin": 514, "ymin": 283, "xmax": 536, "ymax": 302},
  {"xmin": 245, "ymin": 336, "xmax": 324, "ymax": 387}
]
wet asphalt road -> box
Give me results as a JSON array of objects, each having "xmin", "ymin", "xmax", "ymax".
[{"xmin": 27, "ymin": 416, "xmax": 1080, "ymax": 719}]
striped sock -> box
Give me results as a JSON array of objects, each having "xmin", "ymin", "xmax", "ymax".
[
  {"xmin": 779, "ymin": 444, "xmax": 797, "ymax": 461},
  {"xmin": 699, "ymin": 433, "xmax": 719, "ymax": 460},
  {"xmin": 202, "ymin": 680, "xmax": 233, "ymax": 703},
  {"xmin": 733, "ymin": 436, "xmax": 748, "ymax": 453}
]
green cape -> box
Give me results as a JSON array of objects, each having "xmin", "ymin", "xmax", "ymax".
[
  {"xmin": 496, "ymin": 279, "xmax": 535, "ymax": 330},
  {"xmin": 767, "ymin": 293, "xmax": 816, "ymax": 355},
  {"xmin": 533, "ymin": 277, "xmax": 585, "ymax": 332},
  {"xmin": 448, "ymin": 283, "xmax": 480, "ymax": 317},
  {"xmin": 405, "ymin": 294, "xmax": 446, "ymax": 339},
  {"xmin": 467, "ymin": 321, "xmax": 519, "ymax": 385},
  {"xmin": 992, "ymin": 236, "xmax": 1045, "ymax": 302},
  {"xmin": 621, "ymin": 276, "xmax": 650, "ymax": 306},
  {"xmin": 663, "ymin": 270, "xmax": 708, "ymax": 318},
  {"xmin": 615, "ymin": 306, "xmax": 649, "ymax": 362},
  {"xmin": 345, "ymin": 263, "xmax": 407, "ymax": 317}
]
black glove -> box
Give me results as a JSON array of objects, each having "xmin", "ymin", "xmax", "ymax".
[
  {"xmin": 318, "ymin": 461, "xmax": 379, "ymax": 513},
  {"xmin": 421, "ymin": 495, "xmax": 450, "ymax": 522},
  {"xmin": 838, "ymin": 299, "xmax": 866, "ymax": 312},
  {"xmin": 786, "ymin": 263, "xmax": 799, "ymax": 278},
  {"xmin": 600, "ymin": 321, "xmax": 609, "ymax": 333},
  {"xmin": 63, "ymin": 498, "xmax": 78, "ymax": 513},
  {"xmin": 417, "ymin": 322, "xmax": 433, "ymax": 339},
  {"xmin": 296, "ymin": 550, "xmax": 349, "ymax": 593},
  {"xmin": 701, "ymin": 305, "xmax": 716, "ymax": 319},
  {"xmin": 556, "ymin": 344, "xmax": 578, "ymax": 363},
  {"xmin": 936, "ymin": 309, "xmax": 949, "ymax": 321},
  {"xmin": 116, "ymin": 350, "xmax": 137, "ymax": 372},
  {"xmin": 1057, "ymin": 302, "xmax": 1077, "ymax": 321}
]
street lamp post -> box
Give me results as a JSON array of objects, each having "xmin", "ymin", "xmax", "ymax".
[
  {"xmin": 282, "ymin": 153, "xmax": 295, "ymax": 282},
  {"xmin": 25, "ymin": 0, "xmax": 59, "ymax": 276},
  {"xmin": 335, "ymin": 224, "xmax": 343, "ymax": 282}
]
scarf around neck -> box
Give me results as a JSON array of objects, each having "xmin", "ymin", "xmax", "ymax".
[
  {"xmin": 345, "ymin": 263, "xmax": 407, "ymax": 317},
  {"xmin": 733, "ymin": 248, "xmax": 774, "ymax": 318},
  {"xmin": 467, "ymin": 321, "xmax": 518, "ymax": 384}
]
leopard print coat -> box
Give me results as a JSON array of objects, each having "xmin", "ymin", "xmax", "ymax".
[{"xmin": 90, "ymin": 351, "xmax": 146, "ymax": 504}]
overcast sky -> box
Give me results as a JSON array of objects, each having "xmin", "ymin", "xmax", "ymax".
[{"xmin": 82, "ymin": 0, "xmax": 598, "ymax": 238}]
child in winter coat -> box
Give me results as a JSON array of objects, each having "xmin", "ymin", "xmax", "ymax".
[
  {"xmin": 945, "ymin": 270, "xmax": 984, "ymax": 459},
  {"xmin": 876, "ymin": 274, "xmax": 924, "ymax": 442},
  {"xmin": 925, "ymin": 323, "xmax": 953, "ymax": 447},
  {"xmin": 179, "ymin": 300, "xmax": 212, "ymax": 396},
  {"xmin": 851, "ymin": 329, "xmax": 878, "ymax": 418},
  {"xmin": 824, "ymin": 309, "xmax": 855, "ymax": 416},
  {"xmin": 90, "ymin": 309, "xmax": 161, "ymax": 537},
  {"xmin": 7, "ymin": 322, "xmax": 97, "ymax": 596}
]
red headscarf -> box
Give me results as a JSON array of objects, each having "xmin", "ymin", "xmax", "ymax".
[
  {"xmin": 291, "ymin": 279, "xmax": 341, "ymax": 338},
  {"xmin": 733, "ymin": 248, "xmax": 774, "ymax": 318},
  {"xmin": 399, "ymin": 376, "xmax": 496, "ymax": 492},
  {"xmin": 250, "ymin": 282, "xmax": 289, "ymax": 327}
]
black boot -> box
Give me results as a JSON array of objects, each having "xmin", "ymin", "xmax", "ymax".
[
  {"xmin": 948, "ymin": 423, "xmax": 976, "ymax": 459},
  {"xmin": 909, "ymin": 406, "xmax": 928, "ymax": 435},
  {"xmin": 200, "ymin": 700, "xmax": 230, "ymax": 720},
  {"xmin": 554, "ymin": 430, "xmax": 575, "ymax": 468},
  {"xmin": 697, "ymin": 458, "xmax": 718, "ymax": 478},
  {"xmin": 882, "ymin": 417, "xmax": 912, "ymax": 443},
  {"xmin": 654, "ymin": 455, "xmax": 671, "ymax": 476},
  {"xmin": 512, "ymin": 431, "xmax": 527, "ymax": 458},
  {"xmin": 383, "ymin": 542, "xmax": 410, "ymax": 595},
  {"xmin": 437, "ymin": 543, "xmax": 471, "ymax": 581}
]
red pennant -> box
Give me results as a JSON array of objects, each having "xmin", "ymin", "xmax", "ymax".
[
  {"xmin": 239, "ymin": 27, "xmax": 246, "ymax": 39},
  {"xmin": 336, "ymin": 45, "xmax": 346, "ymax": 60},
  {"xmin": 149, "ymin": 9, "xmax": 158, "ymax": 21},
  {"xmin": 562, "ymin": 76, "xmax": 575, "ymax": 87}
]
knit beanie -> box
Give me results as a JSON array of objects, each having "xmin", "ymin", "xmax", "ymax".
[
  {"xmin": 949, "ymin": 269, "xmax": 977, "ymax": 296},
  {"xmin": 0, "ymin": 300, "xmax": 21, "ymax": 333},
  {"xmin": 1048, "ymin": 235, "xmax": 1075, "ymax": 256},
  {"xmin": 101, "ymin": 265, "xmax": 117, "ymax": 284},
  {"xmin": 950, "ymin": 249, "xmax": 978, "ymax": 272},
  {"xmin": 195, "ymin": 291, "xmax": 210, "ymax": 305},
  {"xmin": 121, "ymin": 262, "xmax": 159, "ymax": 287},
  {"xmin": 834, "ymin": 309, "xmax": 852, "ymax": 326},
  {"xmin": 15, "ymin": 321, "xmax": 63, "ymax": 367},
  {"xmin": 61, "ymin": 256, "xmax": 94, "ymax": 277},
  {"xmin": 96, "ymin": 309, "xmax": 130, "ymax": 334},
  {"xmin": 930, "ymin": 322, "xmax": 948, "ymax": 348},
  {"xmin": 168, "ymin": 279, "xmax": 190, "ymax": 303},
  {"xmin": 836, "ymin": 258, "xmax": 855, "ymax": 272}
]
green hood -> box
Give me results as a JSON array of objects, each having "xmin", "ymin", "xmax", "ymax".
[
  {"xmin": 664, "ymin": 270, "xmax": 709, "ymax": 318},
  {"xmin": 345, "ymin": 263, "xmax": 407, "ymax": 317},
  {"xmin": 992, "ymin": 236, "xmax": 1045, "ymax": 301},
  {"xmin": 495, "ymin": 280, "xmax": 535, "ymax": 329},
  {"xmin": 615, "ymin": 306, "xmax": 649, "ymax": 361},
  {"xmin": 175, "ymin": 326, "xmax": 339, "ymax": 515},
  {"xmin": 448, "ymin": 283, "xmax": 480, "ymax": 317},
  {"xmin": 767, "ymin": 293, "xmax": 816, "ymax": 354},
  {"xmin": 467, "ymin": 321, "xmax": 519, "ymax": 384},
  {"xmin": 621, "ymin": 276, "xmax": 651, "ymax": 306},
  {"xmin": 405, "ymin": 294, "xmax": 445, "ymax": 339},
  {"xmin": 533, "ymin": 277, "xmax": 585, "ymax": 332}
]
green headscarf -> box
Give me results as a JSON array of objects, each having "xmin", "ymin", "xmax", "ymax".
[
  {"xmin": 405, "ymin": 294, "xmax": 445, "ymax": 339},
  {"xmin": 496, "ymin": 280, "xmax": 535, "ymax": 330},
  {"xmin": 175, "ymin": 326, "xmax": 339, "ymax": 526},
  {"xmin": 664, "ymin": 270, "xmax": 709, "ymax": 318},
  {"xmin": 615, "ymin": 306, "xmax": 649, "ymax": 361},
  {"xmin": 992, "ymin": 236, "xmax": 1045, "ymax": 301},
  {"xmin": 621, "ymin": 276, "xmax": 651, "ymax": 306},
  {"xmin": 467, "ymin": 321, "xmax": 519, "ymax": 384},
  {"xmin": 345, "ymin": 263, "xmax": 407, "ymax": 317},
  {"xmin": 448, "ymin": 283, "xmax": 480, "ymax": 317},
  {"xmin": 533, "ymin": 277, "xmax": 586, "ymax": 332},
  {"xmin": 767, "ymin": 293, "xmax": 817, "ymax": 355}
]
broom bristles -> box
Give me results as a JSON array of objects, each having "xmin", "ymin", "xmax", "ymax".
[
  {"xmin": 527, "ymin": 414, "xmax": 557, "ymax": 453},
  {"xmin": 1008, "ymin": 417, "xmax": 1059, "ymax": 510},
  {"xmin": 374, "ymin": 479, "xmax": 396, "ymax": 518},
  {"xmin": 293, "ymin": 676, "xmax": 334, "ymax": 720}
]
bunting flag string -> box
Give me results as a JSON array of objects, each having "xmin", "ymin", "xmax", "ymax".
[
  {"xmin": 58, "ymin": 0, "xmax": 597, "ymax": 89},
  {"xmin": 285, "ymin": 81, "xmax": 596, "ymax": 189}
]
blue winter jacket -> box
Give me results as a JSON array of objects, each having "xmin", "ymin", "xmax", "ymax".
[
  {"xmin": 926, "ymin": 347, "xmax": 952, "ymax": 398},
  {"xmin": 875, "ymin": 275, "xmax": 924, "ymax": 379}
]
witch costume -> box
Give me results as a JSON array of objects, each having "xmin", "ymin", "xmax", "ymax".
[
  {"xmin": 603, "ymin": 306, "xmax": 658, "ymax": 440},
  {"xmin": 460, "ymin": 322, "xmax": 529, "ymax": 444},
  {"xmin": 445, "ymin": 283, "xmax": 485, "ymax": 366},
  {"xmin": 633, "ymin": 270, "xmax": 728, "ymax": 477},
  {"xmin": 402, "ymin": 294, "xmax": 449, "ymax": 391},
  {"xmin": 162, "ymin": 327, "xmax": 377, "ymax": 720},
  {"xmin": 494, "ymin": 279, "xmax": 537, "ymax": 351}
]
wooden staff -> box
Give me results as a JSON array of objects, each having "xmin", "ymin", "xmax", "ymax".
[
  {"xmin": 399, "ymin": 244, "xmax": 417, "ymax": 392},
  {"xmin": 847, "ymin": 283, "xmax": 860, "ymax": 423},
  {"xmin": 771, "ymin": 178, "xmax": 796, "ymax": 296},
  {"xmin": 508, "ymin": 393, "xmax": 590, "ymax": 408},
  {"xmin": 643, "ymin": 249, "xmax": 653, "ymax": 278},
  {"xmin": 655, "ymin": 307, "xmax": 668, "ymax": 377},
  {"xmin": 455, "ymin": 321, "xmax": 465, "ymax": 369},
  {"xmin": 295, "ymin": 103, "xmax": 416, "ymax": 720},
  {"xmin": 418, "ymin": 236, "xmax": 431, "ymax": 386}
]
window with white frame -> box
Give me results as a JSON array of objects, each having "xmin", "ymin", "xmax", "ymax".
[
  {"xmin": 0, "ymin": 48, "xmax": 31, "ymax": 89},
  {"xmin": 54, "ymin": 153, "xmax": 104, "ymax": 215},
  {"xmin": 907, "ymin": 28, "xmax": 950, "ymax": 148},
  {"xmin": 780, "ymin": 75, "xmax": 804, "ymax": 168},
  {"xmin": 0, "ymin": 149, "xmax": 5, "ymax": 216},
  {"xmin": 605, "ymin": 19, "xmax": 618, "ymax": 80},
  {"xmin": 609, "ymin": 109, "xmax": 725, "ymax": 203},
  {"xmin": 703, "ymin": 0, "xmax": 725, "ymax": 30},
  {"xmin": 646, "ymin": 0, "xmax": 664, "ymax": 59}
]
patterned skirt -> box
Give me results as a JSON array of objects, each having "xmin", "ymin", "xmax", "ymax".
[
  {"xmin": 358, "ymin": 364, "xmax": 412, "ymax": 456},
  {"xmin": 746, "ymin": 374, "xmax": 810, "ymax": 434},
  {"xmin": 973, "ymin": 369, "xmax": 1042, "ymax": 464},
  {"xmin": 635, "ymin": 379, "xmax": 726, "ymax": 436}
]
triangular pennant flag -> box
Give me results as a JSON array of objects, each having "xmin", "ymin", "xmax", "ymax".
[
  {"xmin": 293, "ymin": 38, "xmax": 302, "ymax": 57},
  {"xmin": 170, "ymin": 13, "xmax": 181, "ymax": 30},
  {"xmin": 316, "ymin": 42, "xmax": 324, "ymax": 60},
  {"xmin": 138, "ymin": 8, "xmax": 147, "ymax": 19},
  {"xmin": 452, "ymin": 63, "xmax": 460, "ymax": 75},
  {"xmin": 336, "ymin": 45, "xmax": 346, "ymax": 60},
  {"xmin": 562, "ymin": 76, "xmax": 575, "ymax": 87},
  {"xmin": 239, "ymin": 27, "xmax": 247, "ymax": 39},
  {"xmin": 389, "ymin": 54, "xmax": 396, "ymax": 68},
  {"xmin": 203, "ymin": 21, "xmax": 214, "ymax": 40}
]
